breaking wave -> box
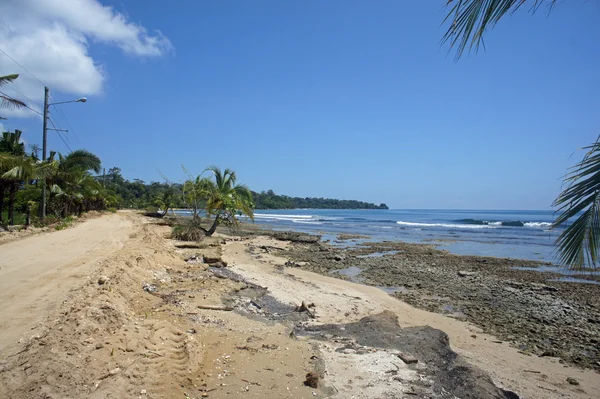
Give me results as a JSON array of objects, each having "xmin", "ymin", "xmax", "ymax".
[
  {"xmin": 451, "ymin": 219, "xmax": 552, "ymax": 228},
  {"xmin": 396, "ymin": 221, "xmax": 494, "ymax": 229}
]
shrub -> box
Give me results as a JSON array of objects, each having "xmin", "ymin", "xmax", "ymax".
[
  {"xmin": 107, "ymin": 207, "xmax": 117, "ymax": 213},
  {"xmin": 33, "ymin": 216, "xmax": 61, "ymax": 228},
  {"xmin": 54, "ymin": 216, "xmax": 76, "ymax": 231},
  {"xmin": 171, "ymin": 221, "xmax": 206, "ymax": 242}
]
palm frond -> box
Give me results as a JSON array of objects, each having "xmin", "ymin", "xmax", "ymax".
[
  {"xmin": 50, "ymin": 184, "xmax": 64, "ymax": 195},
  {"xmin": 61, "ymin": 150, "xmax": 102, "ymax": 173},
  {"xmin": 0, "ymin": 74, "xmax": 20, "ymax": 87},
  {"xmin": 0, "ymin": 154, "xmax": 36, "ymax": 180},
  {"xmin": 205, "ymin": 165, "xmax": 223, "ymax": 188},
  {"xmin": 223, "ymin": 168, "xmax": 236, "ymax": 187},
  {"xmin": 442, "ymin": 0, "xmax": 556, "ymax": 60},
  {"xmin": 0, "ymin": 94, "xmax": 26, "ymax": 110},
  {"xmin": 552, "ymin": 139, "xmax": 600, "ymax": 270}
]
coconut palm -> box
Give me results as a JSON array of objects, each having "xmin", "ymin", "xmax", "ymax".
[
  {"xmin": 155, "ymin": 189, "xmax": 175, "ymax": 217},
  {"xmin": 552, "ymin": 140, "xmax": 600, "ymax": 270},
  {"xmin": 50, "ymin": 171, "xmax": 103, "ymax": 216},
  {"xmin": 442, "ymin": 1, "xmax": 557, "ymax": 60},
  {"xmin": 181, "ymin": 173, "xmax": 210, "ymax": 222},
  {"xmin": 442, "ymin": 1, "xmax": 600, "ymax": 270},
  {"xmin": 44, "ymin": 149, "xmax": 102, "ymax": 217},
  {"xmin": 0, "ymin": 130, "xmax": 30, "ymax": 225},
  {"xmin": 0, "ymin": 74, "xmax": 26, "ymax": 119},
  {"xmin": 200, "ymin": 166, "xmax": 254, "ymax": 236}
]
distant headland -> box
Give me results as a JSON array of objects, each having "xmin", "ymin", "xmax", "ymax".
[{"xmin": 252, "ymin": 190, "xmax": 388, "ymax": 210}]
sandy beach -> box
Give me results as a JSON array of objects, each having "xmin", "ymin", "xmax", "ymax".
[{"xmin": 0, "ymin": 212, "xmax": 598, "ymax": 398}]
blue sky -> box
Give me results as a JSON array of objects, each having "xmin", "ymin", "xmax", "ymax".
[{"xmin": 1, "ymin": 1, "xmax": 599, "ymax": 209}]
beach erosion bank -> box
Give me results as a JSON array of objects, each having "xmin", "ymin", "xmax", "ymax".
[{"xmin": 1, "ymin": 212, "xmax": 598, "ymax": 398}]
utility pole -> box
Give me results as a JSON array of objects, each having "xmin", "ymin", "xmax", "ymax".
[
  {"xmin": 40, "ymin": 86, "xmax": 49, "ymax": 219},
  {"xmin": 39, "ymin": 88, "xmax": 86, "ymax": 219}
]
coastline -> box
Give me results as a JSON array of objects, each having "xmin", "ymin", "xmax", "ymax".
[
  {"xmin": 232, "ymin": 225, "xmax": 600, "ymax": 371},
  {"xmin": 1, "ymin": 212, "xmax": 598, "ymax": 399},
  {"xmin": 220, "ymin": 227, "xmax": 600, "ymax": 398}
]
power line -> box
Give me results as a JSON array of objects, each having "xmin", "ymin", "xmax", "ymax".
[
  {"xmin": 4, "ymin": 85, "xmax": 42, "ymax": 109},
  {"xmin": 48, "ymin": 118, "xmax": 72, "ymax": 153},
  {"xmin": 50, "ymin": 102, "xmax": 83, "ymax": 148},
  {"xmin": 0, "ymin": 89, "xmax": 43, "ymax": 116},
  {"xmin": 0, "ymin": 47, "xmax": 46, "ymax": 87},
  {"xmin": 1, "ymin": 46, "xmax": 83, "ymax": 149}
]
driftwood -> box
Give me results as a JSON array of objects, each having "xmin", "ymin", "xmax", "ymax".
[
  {"xmin": 295, "ymin": 301, "xmax": 316, "ymax": 318},
  {"xmin": 397, "ymin": 352, "xmax": 418, "ymax": 364},
  {"xmin": 197, "ymin": 304, "xmax": 233, "ymax": 311}
]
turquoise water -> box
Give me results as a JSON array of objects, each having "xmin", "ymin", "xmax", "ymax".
[{"xmin": 250, "ymin": 209, "xmax": 560, "ymax": 263}]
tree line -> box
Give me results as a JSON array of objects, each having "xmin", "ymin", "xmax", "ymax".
[
  {"xmin": 252, "ymin": 190, "xmax": 388, "ymax": 210},
  {"xmin": 4, "ymin": 0, "xmax": 600, "ymax": 273},
  {"xmin": 0, "ymin": 130, "xmax": 114, "ymax": 226}
]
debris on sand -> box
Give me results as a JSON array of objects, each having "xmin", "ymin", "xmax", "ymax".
[
  {"xmin": 294, "ymin": 301, "xmax": 316, "ymax": 318},
  {"xmin": 304, "ymin": 371, "xmax": 319, "ymax": 388},
  {"xmin": 567, "ymin": 377, "xmax": 580, "ymax": 386},
  {"xmin": 142, "ymin": 282, "xmax": 157, "ymax": 293},
  {"xmin": 397, "ymin": 351, "xmax": 418, "ymax": 364}
]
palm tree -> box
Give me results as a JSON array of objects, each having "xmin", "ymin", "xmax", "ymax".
[
  {"xmin": 155, "ymin": 189, "xmax": 175, "ymax": 217},
  {"xmin": 44, "ymin": 149, "xmax": 102, "ymax": 217},
  {"xmin": 552, "ymin": 141, "xmax": 600, "ymax": 270},
  {"xmin": 0, "ymin": 130, "xmax": 29, "ymax": 225},
  {"xmin": 200, "ymin": 166, "xmax": 254, "ymax": 236},
  {"xmin": 442, "ymin": 1, "xmax": 557, "ymax": 60},
  {"xmin": 0, "ymin": 74, "xmax": 26, "ymax": 119},
  {"xmin": 182, "ymin": 175, "xmax": 209, "ymax": 222},
  {"xmin": 442, "ymin": 1, "xmax": 600, "ymax": 270}
]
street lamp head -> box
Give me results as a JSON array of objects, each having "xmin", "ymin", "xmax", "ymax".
[{"xmin": 76, "ymin": 97, "xmax": 87, "ymax": 103}]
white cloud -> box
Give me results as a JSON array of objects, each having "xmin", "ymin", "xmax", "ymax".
[
  {"xmin": 0, "ymin": 0, "xmax": 171, "ymax": 118},
  {"xmin": 0, "ymin": 123, "xmax": 5, "ymax": 133}
]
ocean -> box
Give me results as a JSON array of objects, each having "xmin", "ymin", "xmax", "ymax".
[{"xmin": 249, "ymin": 209, "xmax": 561, "ymax": 263}]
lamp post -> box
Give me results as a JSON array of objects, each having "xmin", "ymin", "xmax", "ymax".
[{"xmin": 40, "ymin": 86, "xmax": 87, "ymax": 219}]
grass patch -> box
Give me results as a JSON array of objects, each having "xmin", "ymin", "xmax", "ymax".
[
  {"xmin": 1, "ymin": 210, "xmax": 27, "ymax": 226},
  {"xmin": 54, "ymin": 216, "xmax": 76, "ymax": 231},
  {"xmin": 171, "ymin": 220, "xmax": 206, "ymax": 242}
]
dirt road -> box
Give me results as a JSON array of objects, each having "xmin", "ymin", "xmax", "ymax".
[
  {"xmin": 0, "ymin": 213, "xmax": 133, "ymax": 354},
  {"xmin": 1, "ymin": 214, "xmax": 597, "ymax": 399}
]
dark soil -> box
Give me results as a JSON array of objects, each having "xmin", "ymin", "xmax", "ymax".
[{"xmin": 296, "ymin": 311, "xmax": 520, "ymax": 399}]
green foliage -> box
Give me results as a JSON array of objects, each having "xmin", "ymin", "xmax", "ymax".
[
  {"xmin": 0, "ymin": 74, "xmax": 26, "ymax": 117},
  {"xmin": 1, "ymin": 130, "xmax": 37, "ymax": 225},
  {"xmin": 200, "ymin": 166, "xmax": 254, "ymax": 235},
  {"xmin": 252, "ymin": 190, "xmax": 388, "ymax": 210},
  {"xmin": 552, "ymin": 138, "xmax": 600, "ymax": 270},
  {"xmin": 0, "ymin": 130, "xmax": 25, "ymax": 155},
  {"xmin": 15, "ymin": 186, "xmax": 41, "ymax": 212},
  {"xmin": 33, "ymin": 215, "xmax": 61, "ymax": 228},
  {"xmin": 1, "ymin": 129, "xmax": 113, "ymax": 225},
  {"xmin": 55, "ymin": 216, "xmax": 76, "ymax": 231},
  {"xmin": 101, "ymin": 167, "xmax": 183, "ymax": 211},
  {"xmin": 1, "ymin": 210, "xmax": 25, "ymax": 226},
  {"xmin": 107, "ymin": 207, "xmax": 117, "ymax": 213},
  {"xmin": 442, "ymin": 0, "xmax": 557, "ymax": 60}
]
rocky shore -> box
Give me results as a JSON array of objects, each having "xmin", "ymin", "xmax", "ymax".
[
  {"xmin": 254, "ymin": 230, "xmax": 600, "ymax": 372},
  {"xmin": 3, "ymin": 214, "xmax": 599, "ymax": 399}
]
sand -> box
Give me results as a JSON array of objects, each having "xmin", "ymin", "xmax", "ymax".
[{"xmin": 0, "ymin": 212, "xmax": 598, "ymax": 398}]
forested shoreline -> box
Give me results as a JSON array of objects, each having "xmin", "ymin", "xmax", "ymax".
[{"xmin": 251, "ymin": 190, "xmax": 388, "ymax": 210}]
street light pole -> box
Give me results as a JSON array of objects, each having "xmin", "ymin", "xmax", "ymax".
[
  {"xmin": 40, "ymin": 86, "xmax": 49, "ymax": 219},
  {"xmin": 39, "ymin": 88, "xmax": 87, "ymax": 220}
]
